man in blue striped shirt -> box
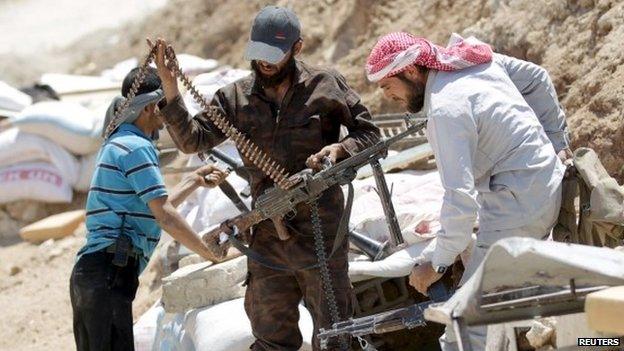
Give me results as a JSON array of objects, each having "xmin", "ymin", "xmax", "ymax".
[{"xmin": 70, "ymin": 67, "xmax": 225, "ymax": 351}]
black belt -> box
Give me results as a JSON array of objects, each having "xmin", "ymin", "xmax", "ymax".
[
  {"xmin": 104, "ymin": 244, "xmax": 140, "ymax": 259},
  {"xmin": 105, "ymin": 235, "xmax": 141, "ymax": 268}
]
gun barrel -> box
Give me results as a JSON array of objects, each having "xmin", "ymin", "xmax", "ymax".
[
  {"xmin": 209, "ymin": 148, "xmax": 245, "ymax": 170},
  {"xmin": 349, "ymin": 230, "xmax": 388, "ymax": 261},
  {"xmin": 319, "ymin": 119, "xmax": 427, "ymax": 179}
]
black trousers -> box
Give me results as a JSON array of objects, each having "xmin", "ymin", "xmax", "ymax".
[{"xmin": 69, "ymin": 251, "xmax": 139, "ymax": 351}]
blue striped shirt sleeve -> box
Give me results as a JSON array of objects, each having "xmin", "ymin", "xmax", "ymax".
[{"xmin": 120, "ymin": 146, "xmax": 167, "ymax": 204}]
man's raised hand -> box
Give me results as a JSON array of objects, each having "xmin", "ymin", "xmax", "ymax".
[
  {"xmin": 194, "ymin": 164, "xmax": 228, "ymax": 188},
  {"xmin": 146, "ymin": 37, "xmax": 180, "ymax": 103}
]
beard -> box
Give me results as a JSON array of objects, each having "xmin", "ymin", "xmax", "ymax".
[
  {"xmin": 251, "ymin": 54, "xmax": 297, "ymax": 88},
  {"xmin": 396, "ymin": 73, "xmax": 426, "ymax": 113}
]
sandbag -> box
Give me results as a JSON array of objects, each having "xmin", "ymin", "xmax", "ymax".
[
  {"xmin": 39, "ymin": 73, "xmax": 119, "ymax": 96},
  {"xmin": 182, "ymin": 69, "xmax": 251, "ymax": 115},
  {"xmin": 573, "ymin": 148, "xmax": 624, "ymax": 247},
  {"xmin": 0, "ymin": 81, "xmax": 32, "ymax": 112},
  {"xmin": 575, "ymin": 148, "xmax": 624, "ymax": 224},
  {"xmin": 0, "ymin": 162, "xmax": 73, "ymax": 203},
  {"xmin": 12, "ymin": 101, "xmax": 102, "ymax": 155},
  {"xmin": 0, "ymin": 128, "xmax": 80, "ymax": 185},
  {"xmin": 176, "ymin": 54, "xmax": 219, "ymax": 76},
  {"xmin": 348, "ymin": 170, "xmax": 444, "ymax": 245},
  {"xmin": 101, "ymin": 58, "xmax": 138, "ymax": 82},
  {"xmin": 74, "ymin": 152, "xmax": 98, "ymax": 192},
  {"xmin": 134, "ymin": 303, "xmax": 165, "ymax": 351},
  {"xmin": 177, "ymin": 143, "xmax": 251, "ymax": 233},
  {"xmin": 183, "ymin": 298, "xmax": 313, "ymax": 351},
  {"xmin": 349, "ymin": 238, "xmax": 436, "ymax": 281},
  {"xmin": 348, "ymin": 234, "xmax": 476, "ymax": 282}
]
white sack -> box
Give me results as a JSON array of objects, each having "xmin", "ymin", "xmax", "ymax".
[
  {"xmin": 177, "ymin": 142, "xmax": 250, "ymax": 233},
  {"xmin": 176, "ymin": 54, "xmax": 219, "ymax": 76},
  {"xmin": 74, "ymin": 152, "xmax": 98, "ymax": 192},
  {"xmin": 39, "ymin": 73, "xmax": 119, "ymax": 95},
  {"xmin": 183, "ymin": 298, "xmax": 313, "ymax": 351},
  {"xmin": 348, "ymin": 170, "xmax": 444, "ymax": 245},
  {"xmin": 347, "ymin": 169, "xmax": 468, "ymax": 281},
  {"xmin": 0, "ymin": 81, "xmax": 32, "ymax": 112},
  {"xmin": 102, "ymin": 54, "xmax": 217, "ymax": 84},
  {"xmin": 12, "ymin": 101, "xmax": 102, "ymax": 155},
  {"xmin": 134, "ymin": 303, "xmax": 165, "ymax": 351},
  {"xmin": 0, "ymin": 128, "xmax": 80, "ymax": 185},
  {"xmin": 0, "ymin": 162, "xmax": 73, "ymax": 203},
  {"xmin": 348, "ymin": 234, "xmax": 476, "ymax": 282},
  {"xmin": 183, "ymin": 69, "xmax": 251, "ymax": 115},
  {"xmin": 101, "ymin": 58, "xmax": 139, "ymax": 82}
]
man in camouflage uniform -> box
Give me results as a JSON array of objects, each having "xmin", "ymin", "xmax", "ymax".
[{"xmin": 154, "ymin": 6, "xmax": 380, "ymax": 350}]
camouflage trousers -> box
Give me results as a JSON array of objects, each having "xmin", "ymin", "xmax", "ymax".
[{"xmin": 244, "ymin": 224, "xmax": 353, "ymax": 351}]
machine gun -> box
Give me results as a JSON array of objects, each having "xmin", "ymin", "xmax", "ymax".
[
  {"xmin": 317, "ymin": 281, "xmax": 451, "ymax": 350},
  {"xmin": 201, "ymin": 116, "xmax": 427, "ymax": 260}
]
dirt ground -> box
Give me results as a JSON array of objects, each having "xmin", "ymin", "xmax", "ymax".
[
  {"xmin": 0, "ymin": 235, "xmax": 82, "ymax": 351},
  {"xmin": 2, "ymin": 0, "xmax": 624, "ymax": 350},
  {"xmin": 0, "ymin": 231, "xmax": 162, "ymax": 351}
]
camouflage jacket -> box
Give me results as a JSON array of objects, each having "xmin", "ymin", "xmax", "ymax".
[{"xmin": 161, "ymin": 60, "xmax": 380, "ymax": 237}]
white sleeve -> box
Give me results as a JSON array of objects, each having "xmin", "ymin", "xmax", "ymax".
[
  {"xmin": 427, "ymin": 103, "xmax": 480, "ymax": 267},
  {"xmin": 497, "ymin": 54, "xmax": 570, "ymax": 152}
]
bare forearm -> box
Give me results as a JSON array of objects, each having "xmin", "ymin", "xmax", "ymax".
[
  {"xmin": 156, "ymin": 202, "xmax": 210, "ymax": 258},
  {"xmin": 169, "ymin": 175, "xmax": 200, "ymax": 208}
]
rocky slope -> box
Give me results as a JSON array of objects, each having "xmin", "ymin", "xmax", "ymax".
[{"xmin": 70, "ymin": 0, "xmax": 624, "ymax": 180}]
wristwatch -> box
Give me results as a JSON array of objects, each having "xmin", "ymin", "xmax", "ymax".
[{"xmin": 433, "ymin": 265, "xmax": 448, "ymax": 274}]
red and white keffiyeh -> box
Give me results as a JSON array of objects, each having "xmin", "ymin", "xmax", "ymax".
[{"xmin": 366, "ymin": 32, "xmax": 493, "ymax": 82}]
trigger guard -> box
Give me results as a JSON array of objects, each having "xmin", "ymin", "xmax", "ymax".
[{"xmin": 285, "ymin": 210, "xmax": 297, "ymax": 220}]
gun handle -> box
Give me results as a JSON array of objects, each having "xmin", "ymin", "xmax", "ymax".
[
  {"xmin": 427, "ymin": 281, "xmax": 450, "ymax": 303},
  {"xmin": 271, "ymin": 216, "xmax": 291, "ymax": 241},
  {"xmin": 200, "ymin": 225, "xmax": 230, "ymax": 262}
]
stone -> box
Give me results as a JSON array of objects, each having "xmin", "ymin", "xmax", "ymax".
[
  {"xmin": 9, "ymin": 265, "xmax": 21, "ymax": 276},
  {"xmin": 46, "ymin": 247, "xmax": 64, "ymax": 261},
  {"xmin": 526, "ymin": 318, "xmax": 556, "ymax": 348},
  {"xmin": 5, "ymin": 200, "xmax": 49, "ymax": 223},
  {"xmin": 39, "ymin": 239, "xmax": 55, "ymax": 250},
  {"xmin": 178, "ymin": 254, "xmax": 205, "ymax": 268},
  {"xmin": 0, "ymin": 208, "xmax": 20, "ymax": 238},
  {"xmin": 162, "ymin": 255, "xmax": 247, "ymax": 313},
  {"xmin": 585, "ymin": 286, "xmax": 624, "ymax": 334},
  {"xmin": 73, "ymin": 222, "xmax": 87, "ymax": 237}
]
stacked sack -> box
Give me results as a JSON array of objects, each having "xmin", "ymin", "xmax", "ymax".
[
  {"xmin": 0, "ymin": 54, "xmax": 226, "ymax": 206},
  {"xmin": 0, "ymin": 80, "xmax": 32, "ymax": 115},
  {"xmin": 182, "ymin": 68, "xmax": 251, "ymax": 115},
  {"xmin": 0, "ymin": 98, "xmax": 104, "ymax": 203}
]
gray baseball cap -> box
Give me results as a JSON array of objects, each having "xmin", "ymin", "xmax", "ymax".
[{"xmin": 244, "ymin": 6, "xmax": 301, "ymax": 65}]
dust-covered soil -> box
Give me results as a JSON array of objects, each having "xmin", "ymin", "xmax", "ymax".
[
  {"xmin": 0, "ymin": 221, "xmax": 164, "ymax": 351},
  {"xmin": 0, "ymin": 235, "xmax": 83, "ymax": 351}
]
